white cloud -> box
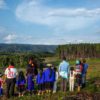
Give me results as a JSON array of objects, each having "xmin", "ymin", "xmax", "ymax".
[
  {"xmin": 16, "ymin": 0, "xmax": 100, "ymax": 32},
  {"xmin": 0, "ymin": 0, "xmax": 99, "ymax": 44},
  {"xmin": 0, "ymin": 0, "xmax": 7, "ymax": 9},
  {"xmin": 14, "ymin": 0, "xmax": 100, "ymax": 44},
  {"xmin": 3, "ymin": 34, "xmax": 17, "ymax": 43},
  {"xmin": 0, "ymin": 26, "xmax": 35, "ymax": 44},
  {"xmin": 0, "ymin": 26, "xmax": 100, "ymax": 44}
]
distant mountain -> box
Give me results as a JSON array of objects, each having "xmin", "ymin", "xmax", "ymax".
[{"xmin": 0, "ymin": 44, "xmax": 58, "ymax": 53}]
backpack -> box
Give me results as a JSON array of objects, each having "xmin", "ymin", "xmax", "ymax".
[{"xmin": 76, "ymin": 65, "xmax": 83, "ymax": 74}]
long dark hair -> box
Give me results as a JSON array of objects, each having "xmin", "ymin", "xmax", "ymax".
[
  {"xmin": 18, "ymin": 71, "xmax": 25, "ymax": 81},
  {"xmin": 70, "ymin": 67, "xmax": 74, "ymax": 76},
  {"xmin": 54, "ymin": 67, "xmax": 57, "ymax": 72},
  {"xmin": 26, "ymin": 67, "xmax": 34, "ymax": 76}
]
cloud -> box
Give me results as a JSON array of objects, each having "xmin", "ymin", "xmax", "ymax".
[
  {"xmin": 0, "ymin": 0, "xmax": 99, "ymax": 44},
  {"xmin": 0, "ymin": 0, "xmax": 7, "ymax": 9},
  {"xmin": 0, "ymin": 26, "xmax": 100, "ymax": 44},
  {"xmin": 0, "ymin": 26, "xmax": 37, "ymax": 44},
  {"xmin": 0, "ymin": 26, "xmax": 17, "ymax": 43},
  {"xmin": 14, "ymin": 0, "xmax": 100, "ymax": 44},
  {"xmin": 16, "ymin": 0, "xmax": 100, "ymax": 32},
  {"xmin": 3, "ymin": 34, "xmax": 17, "ymax": 43},
  {"xmin": 0, "ymin": 26, "xmax": 34, "ymax": 44}
]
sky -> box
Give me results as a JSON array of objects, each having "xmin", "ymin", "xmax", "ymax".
[{"xmin": 0, "ymin": 0, "xmax": 100, "ymax": 45}]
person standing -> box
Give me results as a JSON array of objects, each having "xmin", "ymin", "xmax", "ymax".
[
  {"xmin": 53, "ymin": 67, "xmax": 58, "ymax": 93},
  {"xmin": 26, "ymin": 68, "xmax": 34, "ymax": 95},
  {"xmin": 26, "ymin": 57, "xmax": 34, "ymax": 75},
  {"xmin": 36, "ymin": 68, "xmax": 45, "ymax": 95},
  {"xmin": 16, "ymin": 71, "xmax": 26, "ymax": 97},
  {"xmin": 26, "ymin": 57, "xmax": 38, "ymax": 77},
  {"xmin": 5, "ymin": 62, "xmax": 18, "ymax": 98},
  {"xmin": 59, "ymin": 57, "xmax": 69, "ymax": 92},
  {"xmin": 69, "ymin": 67, "xmax": 76, "ymax": 92},
  {"xmin": 75, "ymin": 60, "xmax": 83, "ymax": 92},
  {"xmin": 44, "ymin": 64, "xmax": 55, "ymax": 93},
  {"xmin": 82, "ymin": 59, "xmax": 88, "ymax": 88}
]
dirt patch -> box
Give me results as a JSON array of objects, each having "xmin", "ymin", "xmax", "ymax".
[{"xmin": 64, "ymin": 92, "xmax": 100, "ymax": 100}]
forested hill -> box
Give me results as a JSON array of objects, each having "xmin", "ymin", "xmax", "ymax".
[
  {"xmin": 0, "ymin": 44, "xmax": 57, "ymax": 53},
  {"xmin": 57, "ymin": 43, "xmax": 100, "ymax": 59}
]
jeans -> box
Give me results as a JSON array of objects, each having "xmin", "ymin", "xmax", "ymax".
[
  {"xmin": 6, "ymin": 78, "xmax": 16, "ymax": 98},
  {"xmin": 82, "ymin": 74, "xmax": 86, "ymax": 87}
]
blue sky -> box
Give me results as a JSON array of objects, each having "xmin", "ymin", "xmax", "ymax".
[{"xmin": 0, "ymin": 0, "xmax": 100, "ymax": 44}]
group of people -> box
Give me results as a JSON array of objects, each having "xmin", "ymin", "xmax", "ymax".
[
  {"xmin": 59, "ymin": 57, "xmax": 88, "ymax": 92},
  {"xmin": 0, "ymin": 57, "xmax": 88, "ymax": 98}
]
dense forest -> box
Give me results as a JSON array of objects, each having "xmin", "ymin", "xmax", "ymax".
[{"xmin": 56, "ymin": 43, "xmax": 100, "ymax": 59}]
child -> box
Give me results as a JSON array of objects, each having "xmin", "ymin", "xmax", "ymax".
[
  {"xmin": 44, "ymin": 64, "xmax": 55, "ymax": 93},
  {"xmin": 82, "ymin": 59, "xmax": 88, "ymax": 88},
  {"xmin": 44, "ymin": 65, "xmax": 50, "ymax": 93},
  {"xmin": 0, "ymin": 73, "xmax": 3, "ymax": 96},
  {"xmin": 53, "ymin": 67, "xmax": 58, "ymax": 93},
  {"xmin": 36, "ymin": 68, "xmax": 45, "ymax": 95},
  {"xmin": 26, "ymin": 67, "xmax": 34, "ymax": 95},
  {"xmin": 69, "ymin": 67, "xmax": 76, "ymax": 92},
  {"xmin": 16, "ymin": 71, "xmax": 26, "ymax": 97},
  {"xmin": 75, "ymin": 60, "xmax": 83, "ymax": 92}
]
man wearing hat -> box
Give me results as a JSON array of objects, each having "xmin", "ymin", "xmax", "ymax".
[{"xmin": 44, "ymin": 63, "xmax": 55, "ymax": 93}]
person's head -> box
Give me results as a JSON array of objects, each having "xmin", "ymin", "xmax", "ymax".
[
  {"xmin": 9, "ymin": 61, "xmax": 14, "ymax": 66},
  {"xmin": 54, "ymin": 67, "xmax": 57, "ymax": 72},
  {"xmin": 70, "ymin": 66, "xmax": 74, "ymax": 71},
  {"xmin": 19, "ymin": 71, "xmax": 24, "ymax": 76},
  {"xmin": 47, "ymin": 63, "xmax": 52, "ymax": 68},
  {"xmin": 28, "ymin": 57, "xmax": 33, "ymax": 64},
  {"xmin": 76, "ymin": 60, "xmax": 80, "ymax": 65},
  {"xmin": 82, "ymin": 59, "xmax": 86, "ymax": 63},
  {"xmin": 18, "ymin": 71, "xmax": 25, "ymax": 80},
  {"xmin": 47, "ymin": 64, "xmax": 53, "ymax": 78},
  {"xmin": 62, "ymin": 56, "xmax": 66, "ymax": 61}
]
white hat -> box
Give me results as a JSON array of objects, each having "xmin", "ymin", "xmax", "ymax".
[{"xmin": 46, "ymin": 64, "xmax": 52, "ymax": 67}]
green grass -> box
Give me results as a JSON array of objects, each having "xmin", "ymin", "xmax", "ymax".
[{"xmin": 6, "ymin": 92, "xmax": 66, "ymax": 100}]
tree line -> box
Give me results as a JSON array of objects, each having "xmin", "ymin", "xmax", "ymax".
[{"xmin": 56, "ymin": 43, "xmax": 100, "ymax": 59}]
